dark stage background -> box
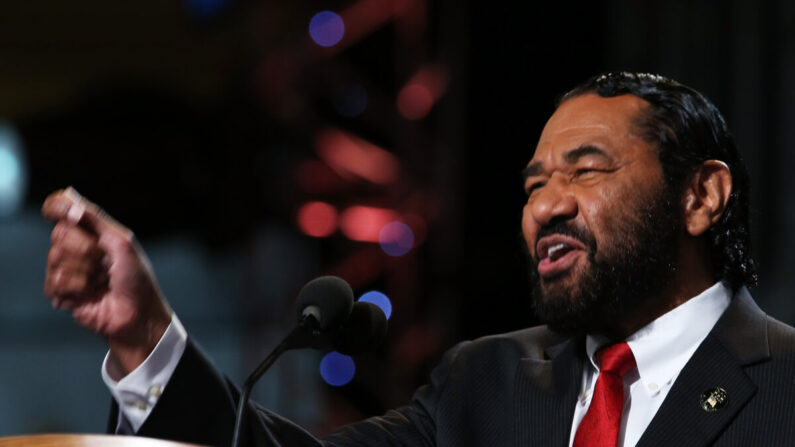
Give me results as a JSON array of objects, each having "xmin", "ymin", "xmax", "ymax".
[{"xmin": 0, "ymin": 0, "xmax": 792, "ymax": 437}]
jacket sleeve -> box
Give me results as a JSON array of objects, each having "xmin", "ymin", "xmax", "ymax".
[
  {"xmin": 125, "ymin": 338, "xmax": 465, "ymax": 447},
  {"xmin": 322, "ymin": 340, "xmax": 463, "ymax": 447}
]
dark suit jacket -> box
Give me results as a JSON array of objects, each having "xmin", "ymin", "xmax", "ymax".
[{"xmin": 116, "ymin": 288, "xmax": 795, "ymax": 446}]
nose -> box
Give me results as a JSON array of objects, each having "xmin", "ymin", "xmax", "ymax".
[{"xmin": 528, "ymin": 174, "xmax": 578, "ymax": 227}]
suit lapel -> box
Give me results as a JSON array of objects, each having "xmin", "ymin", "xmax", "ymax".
[
  {"xmin": 515, "ymin": 336, "xmax": 584, "ymax": 446},
  {"xmin": 636, "ymin": 288, "xmax": 768, "ymax": 447}
]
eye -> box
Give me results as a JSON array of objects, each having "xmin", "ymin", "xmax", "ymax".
[
  {"xmin": 572, "ymin": 168, "xmax": 602, "ymax": 180},
  {"xmin": 525, "ymin": 181, "xmax": 545, "ymax": 196}
]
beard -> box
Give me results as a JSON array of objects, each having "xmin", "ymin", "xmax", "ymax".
[{"xmin": 526, "ymin": 183, "xmax": 681, "ymax": 336}]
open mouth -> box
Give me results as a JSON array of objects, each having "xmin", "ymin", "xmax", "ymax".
[
  {"xmin": 546, "ymin": 243, "xmax": 573, "ymax": 261},
  {"xmin": 536, "ymin": 235, "xmax": 587, "ymax": 277}
]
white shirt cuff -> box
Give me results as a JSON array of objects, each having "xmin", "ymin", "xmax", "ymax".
[{"xmin": 101, "ymin": 314, "xmax": 188, "ymax": 433}]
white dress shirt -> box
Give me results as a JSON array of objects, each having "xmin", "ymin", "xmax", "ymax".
[
  {"xmin": 102, "ymin": 314, "xmax": 187, "ymax": 433},
  {"xmin": 568, "ymin": 281, "xmax": 732, "ymax": 447},
  {"xmin": 104, "ymin": 281, "xmax": 733, "ymax": 442}
]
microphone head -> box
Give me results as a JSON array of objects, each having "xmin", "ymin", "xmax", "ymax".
[
  {"xmin": 296, "ymin": 276, "xmax": 354, "ymax": 331},
  {"xmin": 335, "ymin": 301, "xmax": 388, "ymax": 355}
]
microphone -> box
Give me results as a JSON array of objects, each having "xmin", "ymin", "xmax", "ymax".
[
  {"xmin": 296, "ymin": 276, "xmax": 355, "ymax": 333},
  {"xmin": 232, "ymin": 276, "xmax": 394, "ymax": 447},
  {"xmin": 231, "ymin": 276, "xmax": 361, "ymax": 447},
  {"xmin": 334, "ymin": 301, "xmax": 388, "ymax": 355}
]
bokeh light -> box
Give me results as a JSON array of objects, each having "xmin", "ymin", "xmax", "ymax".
[
  {"xmin": 320, "ymin": 351, "xmax": 356, "ymax": 386},
  {"xmin": 339, "ymin": 206, "xmax": 398, "ymax": 242},
  {"xmin": 359, "ymin": 291, "xmax": 392, "ymax": 320},
  {"xmin": 315, "ymin": 128, "xmax": 400, "ymax": 185},
  {"xmin": 0, "ymin": 123, "xmax": 27, "ymax": 217},
  {"xmin": 379, "ymin": 221, "xmax": 414, "ymax": 256},
  {"xmin": 396, "ymin": 65, "xmax": 449, "ymax": 120},
  {"xmin": 309, "ymin": 11, "xmax": 345, "ymax": 47},
  {"xmin": 333, "ymin": 84, "xmax": 368, "ymax": 117},
  {"xmin": 397, "ymin": 84, "xmax": 433, "ymax": 120},
  {"xmin": 185, "ymin": 0, "xmax": 228, "ymax": 19},
  {"xmin": 296, "ymin": 201, "xmax": 338, "ymax": 237},
  {"xmin": 0, "ymin": 149, "xmax": 19, "ymax": 191}
]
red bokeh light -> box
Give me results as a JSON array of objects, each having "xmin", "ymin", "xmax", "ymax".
[
  {"xmin": 396, "ymin": 65, "xmax": 449, "ymax": 120},
  {"xmin": 316, "ymin": 128, "xmax": 400, "ymax": 185},
  {"xmin": 339, "ymin": 205, "xmax": 398, "ymax": 242},
  {"xmin": 297, "ymin": 201, "xmax": 338, "ymax": 237},
  {"xmin": 397, "ymin": 84, "xmax": 433, "ymax": 120}
]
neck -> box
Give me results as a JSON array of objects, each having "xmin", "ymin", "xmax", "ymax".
[{"xmin": 600, "ymin": 240, "xmax": 716, "ymax": 341}]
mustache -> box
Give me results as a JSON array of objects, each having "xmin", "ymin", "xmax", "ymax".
[{"xmin": 535, "ymin": 220, "xmax": 597, "ymax": 255}]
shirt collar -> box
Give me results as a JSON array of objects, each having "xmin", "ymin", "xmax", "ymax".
[{"xmin": 585, "ymin": 281, "xmax": 732, "ymax": 395}]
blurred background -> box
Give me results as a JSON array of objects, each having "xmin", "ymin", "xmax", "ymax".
[{"xmin": 0, "ymin": 0, "xmax": 793, "ymax": 437}]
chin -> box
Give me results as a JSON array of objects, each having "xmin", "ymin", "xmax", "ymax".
[
  {"xmin": 538, "ymin": 265, "xmax": 586, "ymax": 295},
  {"xmin": 530, "ymin": 267, "xmax": 608, "ymax": 335}
]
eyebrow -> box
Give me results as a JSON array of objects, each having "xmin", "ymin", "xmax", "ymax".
[
  {"xmin": 521, "ymin": 162, "xmax": 544, "ymax": 180},
  {"xmin": 522, "ymin": 145, "xmax": 613, "ymax": 180},
  {"xmin": 563, "ymin": 145, "xmax": 612, "ymax": 164}
]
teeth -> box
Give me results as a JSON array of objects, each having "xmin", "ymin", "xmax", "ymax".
[{"xmin": 547, "ymin": 243, "xmax": 566, "ymax": 258}]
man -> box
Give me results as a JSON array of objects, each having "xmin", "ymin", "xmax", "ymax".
[{"xmin": 42, "ymin": 72, "xmax": 795, "ymax": 446}]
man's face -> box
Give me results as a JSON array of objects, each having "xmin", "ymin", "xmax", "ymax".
[{"xmin": 521, "ymin": 93, "xmax": 680, "ymax": 335}]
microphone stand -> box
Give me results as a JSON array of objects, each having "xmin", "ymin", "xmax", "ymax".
[{"xmin": 231, "ymin": 315, "xmax": 332, "ymax": 447}]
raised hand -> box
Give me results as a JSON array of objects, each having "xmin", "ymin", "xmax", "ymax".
[{"xmin": 42, "ymin": 187, "xmax": 172, "ymax": 375}]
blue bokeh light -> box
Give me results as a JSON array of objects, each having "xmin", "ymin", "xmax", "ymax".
[
  {"xmin": 185, "ymin": 0, "xmax": 228, "ymax": 19},
  {"xmin": 359, "ymin": 291, "xmax": 392, "ymax": 320},
  {"xmin": 333, "ymin": 84, "xmax": 368, "ymax": 117},
  {"xmin": 309, "ymin": 11, "xmax": 345, "ymax": 47},
  {"xmin": 378, "ymin": 221, "xmax": 415, "ymax": 257},
  {"xmin": 320, "ymin": 351, "xmax": 356, "ymax": 386},
  {"xmin": 0, "ymin": 149, "xmax": 19, "ymax": 190},
  {"xmin": 0, "ymin": 123, "xmax": 27, "ymax": 217}
]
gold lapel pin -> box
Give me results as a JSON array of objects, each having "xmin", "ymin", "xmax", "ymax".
[{"xmin": 700, "ymin": 387, "xmax": 728, "ymax": 412}]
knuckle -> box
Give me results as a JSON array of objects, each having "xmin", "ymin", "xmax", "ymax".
[
  {"xmin": 51, "ymin": 222, "xmax": 67, "ymax": 242},
  {"xmin": 53, "ymin": 270, "xmax": 68, "ymax": 287},
  {"xmin": 76, "ymin": 240, "xmax": 95, "ymax": 256},
  {"xmin": 47, "ymin": 246, "xmax": 62, "ymax": 265},
  {"xmin": 71, "ymin": 276, "xmax": 87, "ymax": 292},
  {"xmin": 110, "ymin": 231, "xmax": 136, "ymax": 253},
  {"xmin": 57, "ymin": 272, "xmax": 87, "ymax": 294}
]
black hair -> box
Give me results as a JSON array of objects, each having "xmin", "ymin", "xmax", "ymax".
[{"xmin": 558, "ymin": 72, "xmax": 756, "ymax": 290}]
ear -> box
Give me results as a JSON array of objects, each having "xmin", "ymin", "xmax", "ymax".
[{"xmin": 682, "ymin": 160, "xmax": 733, "ymax": 237}]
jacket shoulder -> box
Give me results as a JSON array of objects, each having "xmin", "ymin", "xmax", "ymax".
[
  {"xmin": 765, "ymin": 315, "xmax": 795, "ymax": 354},
  {"xmin": 452, "ymin": 325, "xmax": 570, "ymax": 363}
]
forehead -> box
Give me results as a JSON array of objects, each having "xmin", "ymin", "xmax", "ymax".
[{"xmin": 530, "ymin": 93, "xmax": 652, "ymax": 165}]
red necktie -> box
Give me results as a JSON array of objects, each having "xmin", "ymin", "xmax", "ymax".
[{"xmin": 573, "ymin": 342, "xmax": 636, "ymax": 447}]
